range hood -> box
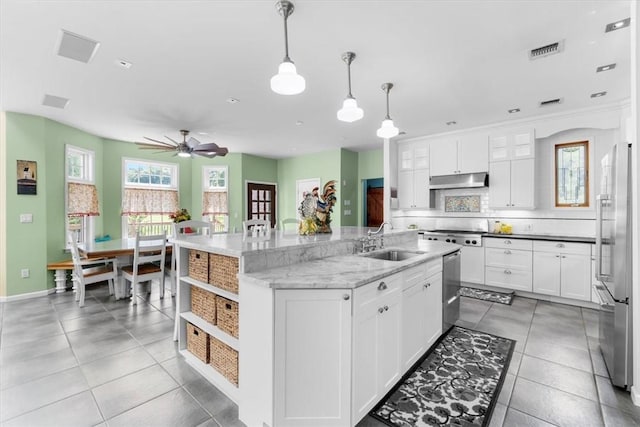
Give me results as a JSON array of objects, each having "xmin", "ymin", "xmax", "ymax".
[{"xmin": 429, "ymin": 172, "xmax": 489, "ymax": 190}]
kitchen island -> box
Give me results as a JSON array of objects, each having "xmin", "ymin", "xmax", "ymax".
[{"xmin": 171, "ymin": 227, "xmax": 460, "ymax": 427}]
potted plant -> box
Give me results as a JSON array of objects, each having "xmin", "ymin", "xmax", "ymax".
[{"xmin": 170, "ymin": 208, "xmax": 192, "ymax": 232}]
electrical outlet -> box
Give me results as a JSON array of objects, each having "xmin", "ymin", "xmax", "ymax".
[
  {"xmin": 525, "ymin": 224, "xmax": 533, "ymax": 232},
  {"xmin": 344, "ymin": 209, "xmax": 351, "ymax": 216},
  {"xmin": 21, "ymin": 269, "xmax": 30, "ymax": 278}
]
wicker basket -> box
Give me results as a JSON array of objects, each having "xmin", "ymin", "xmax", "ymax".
[
  {"xmin": 209, "ymin": 336, "xmax": 238, "ymax": 385},
  {"xmin": 209, "ymin": 254, "xmax": 239, "ymax": 294},
  {"xmin": 186, "ymin": 322, "xmax": 209, "ymax": 364},
  {"xmin": 216, "ymin": 296, "xmax": 239, "ymax": 338},
  {"xmin": 189, "ymin": 250, "xmax": 209, "ymax": 283},
  {"xmin": 191, "ymin": 286, "xmax": 216, "ymax": 325}
]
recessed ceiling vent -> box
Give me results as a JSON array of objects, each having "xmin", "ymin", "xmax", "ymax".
[
  {"xmin": 57, "ymin": 29, "xmax": 100, "ymax": 63},
  {"xmin": 539, "ymin": 97, "xmax": 563, "ymax": 107},
  {"xmin": 42, "ymin": 94, "xmax": 69, "ymax": 109},
  {"xmin": 529, "ymin": 40, "xmax": 564, "ymax": 60}
]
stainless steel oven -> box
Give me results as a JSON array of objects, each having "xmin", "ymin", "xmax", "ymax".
[{"xmin": 421, "ymin": 230, "xmax": 484, "ymax": 285}]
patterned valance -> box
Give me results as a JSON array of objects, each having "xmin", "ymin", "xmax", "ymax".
[
  {"xmin": 67, "ymin": 182, "xmax": 99, "ymax": 217},
  {"xmin": 203, "ymin": 191, "xmax": 228, "ymax": 215},
  {"xmin": 121, "ymin": 188, "xmax": 179, "ymax": 215}
]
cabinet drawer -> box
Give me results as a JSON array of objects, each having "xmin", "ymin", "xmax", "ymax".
[
  {"xmin": 484, "ymin": 237, "xmax": 532, "ymax": 250},
  {"xmin": 485, "ymin": 248, "xmax": 532, "ymax": 270},
  {"xmin": 403, "ymin": 264, "xmax": 426, "ymax": 290},
  {"xmin": 533, "ymin": 241, "xmax": 591, "ymax": 255},
  {"xmin": 354, "ymin": 273, "xmax": 402, "ymax": 310},
  {"xmin": 485, "ymin": 267, "xmax": 532, "ymax": 292}
]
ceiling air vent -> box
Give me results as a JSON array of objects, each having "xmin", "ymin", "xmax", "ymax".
[
  {"xmin": 529, "ymin": 40, "xmax": 564, "ymax": 60},
  {"xmin": 539, "ymin": 98, "xmax": 563, "ymax": 107},
  {"xmin": 42, "ymin": 94, "xmax": 70, "ymax": 109},
  {"xmin": 56, "ymin": 29, "xmax": 100, "ymax": 63}
]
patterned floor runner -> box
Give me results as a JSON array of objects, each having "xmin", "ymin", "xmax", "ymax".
[
  {"xmin": 371, "ymin": 326, "xmax": 515, "ymax": 427},
  {"xmin": 459, "ymin": 286, "xmax": 514, "ymax": 305}
]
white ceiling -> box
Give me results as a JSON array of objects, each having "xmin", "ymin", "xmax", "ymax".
[{"xmin": 0, "ymin": 0, "xmax": 632, "ymax": 159}]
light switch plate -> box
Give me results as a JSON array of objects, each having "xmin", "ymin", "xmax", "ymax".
[
  {"xmin": 20, "ymin": 214, "xmax": 33, "ymax": 223},
  {"xmin": 21, "ymin": 269, "xmax": 30, "ymax": 278}
]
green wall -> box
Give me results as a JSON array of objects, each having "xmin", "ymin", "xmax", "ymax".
[{"xmin": 2, "ymin": 112, "xmax": 379, "ymax": 297}]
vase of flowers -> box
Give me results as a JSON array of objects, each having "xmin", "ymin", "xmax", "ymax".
[{"xmin": 170, "ymin": 208, "xmax": 192, "ymax": 232}]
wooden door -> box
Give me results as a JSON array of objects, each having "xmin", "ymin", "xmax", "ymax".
[
  {"xmin": 366, "ymin": 187, "xmax": 383, "ymax": 227},
  {"xmin": 247, "ymin": 182, "xmax": 276, "ymax": 229}
]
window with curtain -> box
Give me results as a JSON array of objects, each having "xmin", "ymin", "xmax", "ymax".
[
  {"xmin": 122, "ymin": 158, "xmax": 179, "ymax": 237},
  {"xmin": 66, "ymin": 145, "xmax": 96, "ymax": 245},
  {"xmin": 203, "ymin": 165, "xmax": 229, "ymax": 232}
]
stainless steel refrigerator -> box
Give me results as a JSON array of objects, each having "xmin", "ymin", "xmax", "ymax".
[{"xmin": 594, "ymin": 142, "xmax": 633, "ymax": 389}]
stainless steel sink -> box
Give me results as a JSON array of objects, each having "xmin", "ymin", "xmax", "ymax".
[{"xmin": 361, "ymin": 250, "xmax": 423, "ymax": 261}]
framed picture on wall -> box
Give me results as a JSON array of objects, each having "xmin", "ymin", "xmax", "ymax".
[
  {"xmin": 17, "ymin": 160, "xmax": 37, "ymax": 195},
  {"xmin": 296, "ymin": 178, "xmax": 320, "ymax": 216}
]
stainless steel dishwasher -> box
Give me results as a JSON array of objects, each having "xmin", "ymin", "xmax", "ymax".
[{"xmin": 443, "ymin": 250, "xmax": 461, "ymax": 330}]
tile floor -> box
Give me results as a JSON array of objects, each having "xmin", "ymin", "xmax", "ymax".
[
  {"xmin": 2, "ymin": 287, "xmax": 640, "ymax": 427},
  {"xmin": 0, "ymin": 283, "xmax": 245, "ymax": 427},
  {"xmin": 358, "ymin": 295, "xmax": 640, "ymax": 427}
]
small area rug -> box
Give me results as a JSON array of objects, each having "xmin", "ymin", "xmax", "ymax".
[
  {"xmin": 371, "ymin": 326, "xmax": 515, "ymax": 427},
  {"xmin": 459, "ymin": 286, "xmax": 514, "ymax": 305}
]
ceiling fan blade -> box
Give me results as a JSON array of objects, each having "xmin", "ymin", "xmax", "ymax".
[
  {"xmin": 143, "ymin": 137, "xmax": 176, "ymax": 148},
  {"xmin": 136, "ymin": 142, "xmax": 175, "ymax": 150},
  {"xmin": 187, "ymin": 136, "xmax": 201, "ymax": 148},
  {"xmin": 165, "ymin": 136, "xmax": 181, "ymax": 146},
  {"xmin": 193, "ymin": 151, "xmax": 218, "ymax": 159}
]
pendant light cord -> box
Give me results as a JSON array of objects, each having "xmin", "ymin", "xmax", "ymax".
[
  {"xmin": 282, "ymin": 10, "xmax": 291, "ymax": 62},
  {"xmin": 385, "ymin": 89, "xmax": 391, "ymax": 120},
  {"xmin": 347, "ymin": 62, "xmax": 353, "ymax": 98}
]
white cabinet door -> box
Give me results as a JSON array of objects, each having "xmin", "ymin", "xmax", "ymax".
[
  {"xmin": 402, "ymin": 283, "xmax": 427, "ymax": 370},
  {"xmin": 398, "ymin": 144, "xmax": 414, "ymax": 171},
  {"xmin": 489, "ymin": 135, "xmax": 509, "ymax": 161},
  {"xmin": 560, "ymin": 254, "xmax": 592, "ymax": 301},
  {"xmin": 429, "ymin": 138, "xmax": 458, "ymax": 176},
  {"xmin": 352, "ymin": 292, "xmax": 380, "ymax": 424},
  {"xmin": 397, "ymin": 170, "xmax": 414, "ymax": 209},
  {"xmin": 533, "ymin": 252, "xmax": 561, "ymax": 295},
  {"xmin": 414, "ymin": 144, "xmax": 430, "ymax": 170},
  {"xmin": 460, "ymin": 246, "xmax": 485, "ymax": 285},
  {"xmin": 425, "ymin": 272, "xmax": 443, "ymax": 347},
  {"xmin": 510, "ymin": 158, "xmax": 535, "ymax": 209},
  {"xmin": 378, "ymin": 291, "xmax": 402, "ymax": 392},
  {"xmin": 458, "ymin": 134, "xmax": 489, "ymax": 174},
  {"xmin": 413, "ymin": 169, "xmax": 431, "ymax": 209},
  {"xmin": 489, "ymin": 161, "xmax": 511, "ymax": 208},
  {"xmin": 512, "ymin": 129, "xmax": 535, "ymax": 159},
  {"xmin": 274, "ymin": 289, "xmax": 352, "ymax": 427}
]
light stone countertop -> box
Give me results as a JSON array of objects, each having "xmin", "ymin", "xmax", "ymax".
[{"xmin": 238, "ymin": 240, "xmax": 460, "ymax": 290}]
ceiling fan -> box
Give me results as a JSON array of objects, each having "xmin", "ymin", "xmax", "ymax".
[{"xmin": 136, "ymin": 129, "xmax": 229, "ymax": 158}]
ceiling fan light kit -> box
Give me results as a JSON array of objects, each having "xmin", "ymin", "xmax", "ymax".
[
  {"xmin": 337, "ymin": 51, "xmax": 364, "ymax": 123},
  {"xmin": 376, "ymin": 83, "xmax": 399, "ymax": 139},
  {"xmin": 271, "ymin": 0, "xmax": 305, "ymax": 95}
]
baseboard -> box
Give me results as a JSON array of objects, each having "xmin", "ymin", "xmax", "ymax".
[
  {"xmin": 0, "ymin": 288, "xmax": 56, "ymax": 302},
  {"xmin": 631, "ymin": 385, "xmax": 640, "ymax": 407}
]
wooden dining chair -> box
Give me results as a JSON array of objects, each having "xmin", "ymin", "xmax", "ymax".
[
  {"xmin": 68, "ymin": 233, "xmax": 118, "ymax": 307},
  {"xmin": 121, "ymin": 232, "xmax": 167, "ymax": 305},
  {"xmin": 243, "ymin": 219, "xmax": 271, "ymax": 237}
]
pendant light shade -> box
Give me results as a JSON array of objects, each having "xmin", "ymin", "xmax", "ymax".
[
  {"xmin": 337, "ymin": 52, "xmax": 363, "ymax": 123},
  {"xmin": 377, "ymin": 83, "xmax": 399, "ymax": 138},
  {"xmin": 271, "ymin": 1, "xmax": 305, "ymax": 95}
]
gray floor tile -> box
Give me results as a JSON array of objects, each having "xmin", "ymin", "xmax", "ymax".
[
  {"xmin": 488, "ymin": 403, "xmax": 507, "ymax": 427},
  {"xmin": 535, "ymin": 301, "xmax": 583, "ymax": 321},
  {"xmin": 106, "ymin": 388, "xmax": 210, "ymax": 427},
  {"xmin": 184, "ymin": 376, "xmax": 236, "ymax": 417},
  {"xmin": 60, "ymin": 310, "xmax": 117, "ymax": 333},
  {"xmin": 2, "ymin": 390, "xmax": 103, "ymax": 427},
  {"xmin": 4, "ymin": 310, "xmax": 59, "ymax": 327},
  {"xmin": 80, "ymin": 346, "xmax": 156, "ymax": 387},
  {"xmin": 1, "ymin": 347, "xmax": 78, "ymax": 390},
  {"xmin": 92, "ymin": 364, "xmax": 178, "ymax": 419},
  {"xmin": 503, "ymin": 408, "xmax": 556, "ymax": 427},
  {"xmin": 55, "ymin": 303, "xmax": 108, "ymax": 321},
  {"xmin": 595, "ymin": 375, "xmax": 640, "ymax": 416},
  {"xmin": 531, "ymin": 312, "xmax": 585, "ymax": 332},
  {"xmin": 128, "ymin": 318, "xmax": 174, "ymax": 345},
  {"xmin": 144, "ymin": 337, "xmax": 180, "ymax": 362},
  {"xmin": 108, "ymin": 302, "xmax": 159, "ymax": 317},
  {"xmin": 66, "ymin": 321, "xmax": 128, "ymax": 344},
  {"xmin": 459, "ymin": 297, "xmax": 493, "ymax": 324},
  {"xmin": 196, "ymin": 418, "xmax": 221, "ymax": 427},
  {"xmin": 479, "ymin": 312, "xmax": 531, "ymax": 336},
  {"xmin": 0, "ymin": 333, "xmax": 70, "ymax": 365},
  {"xmin": 115, "ymin": 309, "xmax": 171, "ymax": 330},
  {"xmin": 591, "ymin": 347, "xmax": 610, "ymax": 377},
  {"xmin": 527, "ymin": 325, "xmax": 588, "ymax": 351},
  {"xmin": 0, "ymin": 367, "xmax": 89, "ymax": 421},
  {"xmin": 213, "ymin": 402, "xmax": 246, "ymax": 427},
  {"xmin": 473, "ymin": 323, "xmax": 527, "ymax": 353},
  {"xmin": 455, "ymin": 319, "xmax": 478, "ymax": 329},
  {"xmin": 518, "ymin": 355, "xmax": 598, "ymax": 401},
  {"xmin": 0, "ymin": 321, "xmax": 65, "ymax": 348},
  {"xmin": 71, "ymin": 332, "xmax": 139, "ymax": 364},
  {"xmin": 601, "ymin": 403, "xmax": 640, "ymax": 426},
  {"xmin": 161, "ymin": 306, "xmax": 177, "ymax": 320},
  {"xmin": 161, "ymin": 356, "xmax": 206, "ymax": 385},
  {"xmin": 524, "ymin": 336, "xmax": 593, "ymax": 373},
  {"xmin": 487, "ymin": 301, "xmax": 535, "ymax": 322},
  {"xmin": 507, "ymin": 351, "xmax": 523, "ymax": 376},
  {"xmin": 498, "ymin": 373, "xmax": 516, "ymax": 405},
  {"xmin": 510, "ymin": 377, "xmax": 603, "ymax": 426}
]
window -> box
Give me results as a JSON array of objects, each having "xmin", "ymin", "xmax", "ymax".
[
  {"xmin": 202, "ymin": 166, "xmax": 228, "ymax": 232},
  {"xmin": 555, "ymin": 140, "xmax": 589, "ymax": 207},
  {"xmin": 66, "ymin": 145, "xmax": 96, "ymax": 245},
  {"xmin": 122, "ymin": 158, "xmax": 179, "ymax": 238}
]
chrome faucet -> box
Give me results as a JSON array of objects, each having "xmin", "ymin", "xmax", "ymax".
[{"xmin": 368, "ymin": 222, "xmax": 392, "ymax": 237}]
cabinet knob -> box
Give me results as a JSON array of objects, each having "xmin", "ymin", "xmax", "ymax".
[
  {"xmin": 504, "ymin": 269, "xmax": 512, "ymax": 274},
  {"xmin": 378, "ymin": 307, "xmax": 384, "ymax": 314},
  {"xmin": 561, "ymin": 255, "xmax": 566, "ymax": 258},
  {"xmin": 504, "ymin": 250, "xmax": 511, "ymax": 254},
  {"xmin": 377, "ymin": 282, "xmax": 388, "ymax": 291},
  {"xmin": 424, "ymin": 282, "xmax": 431, "ymax": 288},
  {"xmin": 343, "ymin": 294, "xmax": 350, "ymax": 301},
  {"xmin": 556, "ymin": 243, "xmax": 565, "ymax": 248},
  {"xmin": 504, "ymin": 240, "xmax": 511, "ymax": 245},
  {"xmin": 555, "ymin": 255, "xmax": 560, "ymax": 258},
  {"xmin": 384, "ymin": 305, "xmax": 389, "ymax": 311}
]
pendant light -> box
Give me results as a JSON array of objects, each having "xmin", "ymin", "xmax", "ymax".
[
  {"xmin": 270, "ymin": 0, "xmax": 305, "ymax": 95},
  {"xmin": 376, "ymin": 83, "xmax": 399, "ymax": 138},
  {"xmin": 337, "ymin": 52, "xmax": 364, "ymax": 122}
]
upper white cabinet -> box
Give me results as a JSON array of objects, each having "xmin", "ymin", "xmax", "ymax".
[
  {"xmin": 430, "ymin": 133, "xmax": 489, "ymax": 176},
  {"xmin": 489, "ymin": 128, "xmax": 535, "ymax": 161},
  {"xmin": 489, "ymin": 128, "xmax": 536, "ymax": 209},
  {"xmin": 397, "ymin": 140, "xmax": 431, "ymax": 209}
]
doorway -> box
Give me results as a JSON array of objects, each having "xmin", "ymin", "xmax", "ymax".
[
  {"xmin": 363, "ymin": 178, "xmax": 383, "ymax": 227},
  {"xmin": 247, "ymin": 182, "xmax": 277, "ymax": 229}
]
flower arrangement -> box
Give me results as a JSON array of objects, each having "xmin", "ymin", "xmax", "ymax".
[{"xmin": 169, "ymin": 208, "xmax": 191, "ymax": 223}]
